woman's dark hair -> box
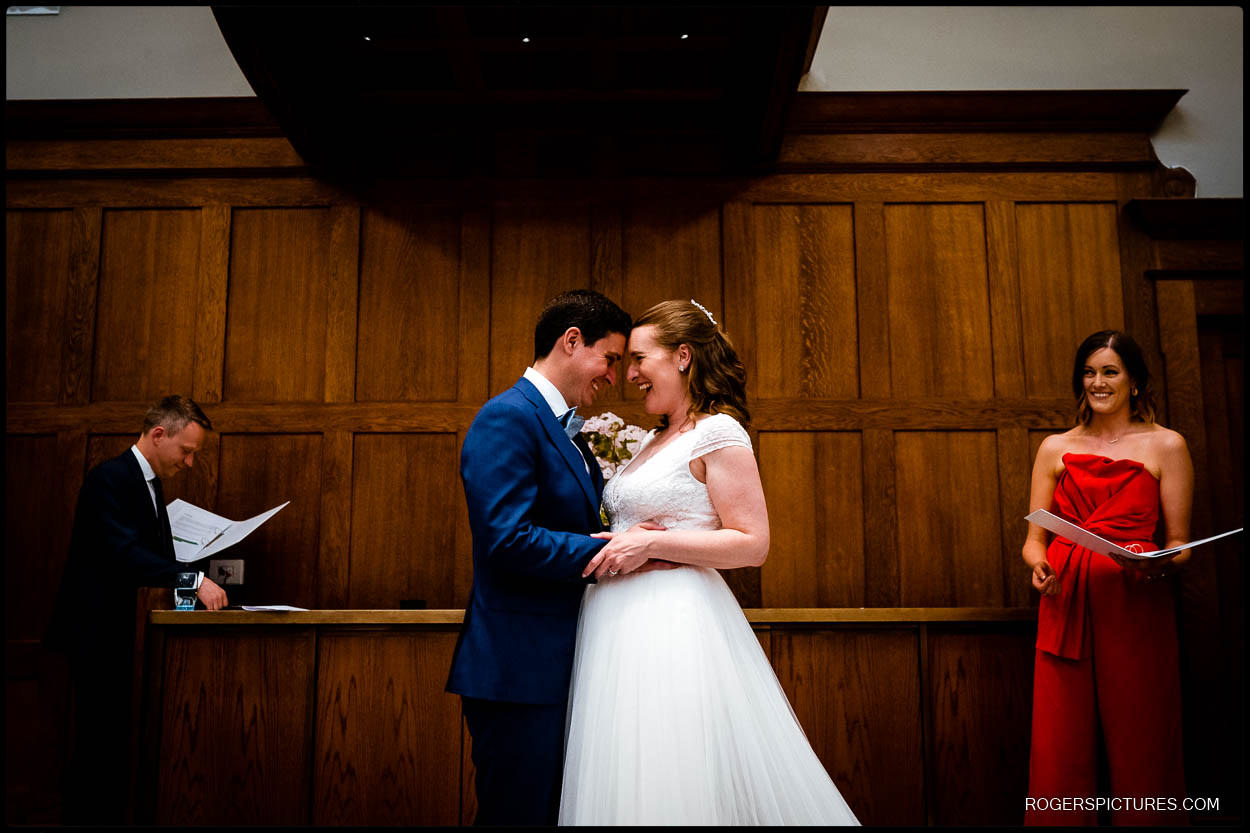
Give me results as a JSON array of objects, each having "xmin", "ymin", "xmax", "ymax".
[
  {"xmin": 1071, "ymin": 330, "xmax": 1156, "ymax": 425},
  {"xmin": 633, "ymin": 299, "xmax": 750, "ymax": 429},
  {"xmin": 534, "ymin": 289, "xmax": 632, "ymax": 359}
]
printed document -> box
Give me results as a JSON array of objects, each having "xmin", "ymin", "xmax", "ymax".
[
  {"xmin": 167, "ymin": 499, "xmax": 290, "ymax": 563},
  {"xmin": 1025, "ymin": 509, "xmax": 1242, "ymax": 560}
]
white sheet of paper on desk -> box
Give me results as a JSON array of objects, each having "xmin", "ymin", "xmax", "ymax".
[
  {"xmin": 1025, "ymin": 509, "xmax": 1243, "ymax": 560},
  {"xmin": 240, "ymin": 605, "xmax": 307, "ymax": 612},
  {"xmin": 166, "ymin": 499, "xmax": 290, "ymax": 562}
]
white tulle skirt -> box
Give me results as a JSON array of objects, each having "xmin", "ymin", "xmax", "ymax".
[{"xmin": 558, "ymin": 566, "xmax": 860, "ymax": 826}]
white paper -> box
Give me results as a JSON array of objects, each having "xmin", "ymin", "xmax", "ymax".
[
  {"xmin": 167, "ymin": 500, "xmax": 230, "ymax": 561},
  {"xmin": 166, "ymin": 499, "xmax": 290, "ymax": 563},
  {"xmin": 1025, "ymin": 509, "xmax": 1243, "ymax": 560},
  {"xmin": 240, "ymin": 605, "xmax": 307, "ymax": 612}
]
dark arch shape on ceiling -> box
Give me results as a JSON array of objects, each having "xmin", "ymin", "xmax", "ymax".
[{"xmin": 212, "ymin": 5, "xmax": 826, "ymax": 178}]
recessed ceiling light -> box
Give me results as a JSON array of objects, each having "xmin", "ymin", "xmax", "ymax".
[
  {"xmin": 522, "ymin": 36, "xmax": 530, "ymax": 43},
  {"xmin": 363, "ymin": 36, "xmax": 371, "ymax": 41},
  {"xmin": 680, "ymin": 34, "xmax": 689, "ymax": 40}
]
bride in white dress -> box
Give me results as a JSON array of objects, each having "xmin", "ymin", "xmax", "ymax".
[{"xmin": 559, "ymin": 300, "xmax": 859, "ymax": 826}]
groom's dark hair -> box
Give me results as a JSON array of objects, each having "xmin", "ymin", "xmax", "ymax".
[{"xmin": 534, "ymin": 289, "xmax": 631, "ymax": 360}]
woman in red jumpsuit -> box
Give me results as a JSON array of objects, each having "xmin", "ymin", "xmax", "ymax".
[{"xmin": 1023, "ymin": 330, "xmax": 1192, "ymax": 826}]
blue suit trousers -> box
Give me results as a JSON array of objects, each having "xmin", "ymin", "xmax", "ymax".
[{"xmin": 462, "ymin": 696, "xmax": 567, "ymax": 826}]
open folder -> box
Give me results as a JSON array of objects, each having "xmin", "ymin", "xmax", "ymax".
[
  {"xmin": 166, "ymin": 499, "xmax": 290, "ymax": 563},
  {"xmin": 1025, "ymin": 509, "xmax": 1242, "ymax": 561}
]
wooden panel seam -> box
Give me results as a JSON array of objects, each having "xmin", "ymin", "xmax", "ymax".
[
  {"xmin": 995, "ymin": 427, "xmax": 1032, "ymax": 609},
  {"xmin": 304, "ymin": 627, "xmax": 320, "ymax": 826},
  {"xmin": 918, "ymin": 624, "xmax": 934, "ymax": 826},
  {"xmin": 1115, "ymin": 172, "xmax": 1165, "ymax": 420},
  {"xmin": 325, "ymin": 206, "xmax": 361, "ymax": 403},
  {"xmin": 861, "ymin": 429, "xmax": 898, "ymax": 606},
  {"xmin": 457, "ymin": 208, "xmax": 492, "ymax": 403},
  {"xmin": 721, "ymin": 201, "xmax": 755, "ymax": 394},
  {"xmin": 193, "ymin": 205, "xmax": 230, "ymax": 403},
  {"xmin": 985, "ymin": 201, "xmax": 1026, "ymax": 397},
  {"xmin": 62, "ymin": 207, "xmax": 102, "ymax": 405},
  {"xmin": 853, "ymin": 202, "xmax": 888, "ymax": 398},
  {"xmin": 317, "ymin": 432, "xmax": 354, "ymax": 609}
]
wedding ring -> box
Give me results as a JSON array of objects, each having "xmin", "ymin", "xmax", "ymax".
[{"xmin": 608, "ymin": 570, "xmax": 619, "ymax": 576}]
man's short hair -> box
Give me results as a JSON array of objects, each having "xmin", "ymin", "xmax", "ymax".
[
  {"xmin": 142, "ymin": 395, "xmax": 213, "ymax": 436},
  {"xmin": 533, "ymin": 289, "xmax": 631, "ymax": 360}
]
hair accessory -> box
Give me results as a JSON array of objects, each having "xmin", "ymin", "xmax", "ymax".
[{"xmin": 690, "ymin": 299, "xmax": 716, "ymax": 326}]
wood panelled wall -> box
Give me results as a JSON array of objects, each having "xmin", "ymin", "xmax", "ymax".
[
  {"xmin": 10, "ymin": 92, "xmax": 1238, "ymax": 825},
  {"xmin": 8, "ymin": 179, "xmax": 1141, "ymax": 616}
]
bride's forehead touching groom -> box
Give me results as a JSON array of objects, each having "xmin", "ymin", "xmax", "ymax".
[{"xmin": 445, "ymin": 288, "xmax": 631, "ymax": 827}]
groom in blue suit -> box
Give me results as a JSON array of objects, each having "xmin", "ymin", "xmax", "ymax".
[{"xmin": 448, "ymin": 289, "xmax": 632, "ymax": 825}]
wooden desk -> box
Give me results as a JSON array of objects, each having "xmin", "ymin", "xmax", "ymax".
[{"xmin": 136, "ymin": 608, "xmax": 1036, "ymax": 826}]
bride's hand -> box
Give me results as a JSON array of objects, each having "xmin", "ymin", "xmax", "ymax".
[{"xmin": 583, "ymin": 522, "xmax": 666, "ymax": 579}]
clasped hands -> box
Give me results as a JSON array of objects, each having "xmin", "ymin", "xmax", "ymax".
[{"xmin": 583, "ymin": 521, "xmax": 681, "ymax": 580}]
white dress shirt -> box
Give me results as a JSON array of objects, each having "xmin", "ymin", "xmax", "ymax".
[
  {"xmin": 131, "ymin": 444, "xmax": 202, "ymax": 589},
  {"xmin": 524, "ymin": 366, "xmax": 589, "ymax": 474},
  {"xmin": 130, "ymin": 444, "xmax": 159, "ymax": 515}
]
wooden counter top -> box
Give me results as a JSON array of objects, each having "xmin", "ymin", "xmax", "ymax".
[{"xmin": 149, "ymin": 607, "xmax": 1037, "ymax": 626}]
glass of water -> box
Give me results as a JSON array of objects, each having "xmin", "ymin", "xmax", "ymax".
[{"xmin": 173, "ymin": 572, "xmax": 198, "ymax": 610}]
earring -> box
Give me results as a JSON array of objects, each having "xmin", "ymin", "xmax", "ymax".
[
  {"xmin": 679, "ymin": 364, "xmax": 687, "ymax": 372},
  {"xmin": 1131, "ymin": 387, "xmax": 1138, "ymax": 396}
]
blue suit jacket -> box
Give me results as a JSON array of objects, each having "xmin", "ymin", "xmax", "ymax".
[{"xmin": 447, "ymin": 377, "xmax": 606, "ymax": 705}]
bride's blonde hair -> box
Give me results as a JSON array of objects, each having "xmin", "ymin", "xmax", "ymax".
[{"xmin": 633, "ymin": 300, "xmax": 750, "ymax": 430}]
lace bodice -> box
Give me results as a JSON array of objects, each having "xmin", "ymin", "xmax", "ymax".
[{"xmin": 602, "ymin": 413, "xmax": 753, "ymax": 533}]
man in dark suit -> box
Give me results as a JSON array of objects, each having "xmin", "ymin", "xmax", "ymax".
[
  {"xmin": 448, "ymin": 289, "xmax": 659, "ymax": 825},
  {"xmin": 47, "ymin": 394, "xmax": 227, "ymax": 823}
]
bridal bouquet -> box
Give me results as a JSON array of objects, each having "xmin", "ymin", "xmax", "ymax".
[{"xmin": 581, "ymin": 412, "xmax": 648, "ymax": 481}]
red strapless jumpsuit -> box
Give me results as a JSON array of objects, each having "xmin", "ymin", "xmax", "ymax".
[{"xmin": 1025, "ymin": 454, "xmax": 1187, "ymax": 826}]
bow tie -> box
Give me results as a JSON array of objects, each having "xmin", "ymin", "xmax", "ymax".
[{"xmin": 559, "ymin": 408, "xmax": 585, "ymax": 439}]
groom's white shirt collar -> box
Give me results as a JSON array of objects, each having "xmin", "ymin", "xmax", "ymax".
[
  {"xmin": 131, "ymin": 444, "xmax": 159, "ymax": 514},
  {"xmin": 524, "ymin": 366, "xmax": 570, "ymax": 418},
  {"xmin": 524, "ymin": 366, "xmax": 590, "ymax": 475}
]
